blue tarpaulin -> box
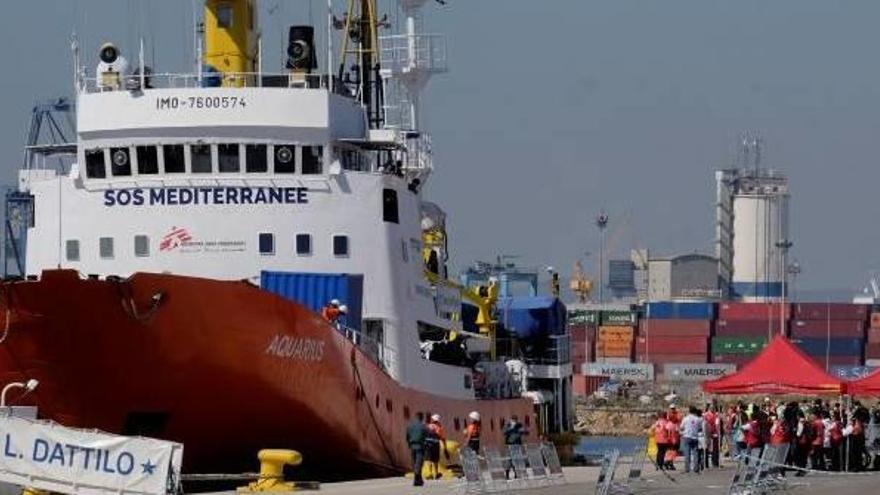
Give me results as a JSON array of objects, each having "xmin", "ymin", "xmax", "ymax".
[{"xmin": 497, "ymin": 296, "xmax": 567, "ymax": 340}]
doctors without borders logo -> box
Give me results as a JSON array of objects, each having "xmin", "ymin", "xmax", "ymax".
[{"xmin": 159, "ymin": 227, "xmax": 193, "ymax": 252}]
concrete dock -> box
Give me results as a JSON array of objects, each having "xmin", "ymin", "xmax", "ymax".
[{"xmin": 311, "ymin": 465, "xmax": 880, "ymax": 494}]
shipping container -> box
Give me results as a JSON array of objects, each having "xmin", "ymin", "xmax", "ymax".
[
  {"xmin": 718, "ymin": 302, "xmax": 791, "ymax": 321},
  {"xmin": 583, "ymin": 363, "xmax": 654, "ymax": 381},
  {"xmin": 789, "ymin": 320, "xmax": 865, "ymax": 339},
  {"xmin": 638, "ymin": 319, "xmax": 712, "ymax": 338},
  {"xmin": 866, "ymin": 343, "xmax": 880, "ymax": 360},
  {"xmin": 598, "ymin": 326, "xmax": 635, "ymax": 341},
  {"xmin": 568, "ymin": 309, "xmax": 599, "ymax": 326},
  {"xmin": 711, "ymin": 336, "xmax": 768, "ymax": 355},
  {"xmin": 635, "ymin": 336, "xmax": 708, "ymax": 355},
  {"xmin": 645, "ymin": 301, "xmax": 715, "ymax": 320},
  {"xmin": 792, "ymin": 303, "xmax": 869, "ymax": 321},
  {"xmin": 600, "ymin": 310, "xmax": 637, "ymax": 326},
  {"xmin": 828, "ymin": 365, "xmax": 877, "ymax": 380},
  {"xmin": 635, "ymin": 353, "xmax": 708, "ymax": 365},
  {"xmin": 260, "ymin": 271, "xmax": 364, "ymax": 330},
  {"xmin": 807, "ymin": 355, "xmax": 863, "ymax": 367},
  {"xmin": 711, "ymin": 354, "xmax": 755, "ymax": 366},
  {"xmin": 593, "ymin": 357, "xmax": 635, "ymax": 365},
  {"xmin": 714, "ymin": 319, "xmax": 783, "ymax": 338},
  {"xmin": 793, "ymin": 338, "xmax": 864, "ymax": 357},
  {"xmin": 573, "ymin": 374, "xmax": 610, "ymax": 397},
  {"xmin": 872, "ymin": 313, "xmax": 880, "ymax": 329},
  {"xmin": 869, "ymin": 327, "xmax": 880, "ymax": 344},
  {"xmin": 661, "ymin": 363, "xmax": 737, "ymax": 382}
]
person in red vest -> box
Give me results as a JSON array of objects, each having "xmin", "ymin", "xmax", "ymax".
[
  {"xmin": 652, "ymin": 411, "xmax": 670, "ymax": 471},
  {"xmin": 665, "ymin": 406, "xmax": 681, "ymax": 470},
  {"xmin": 828, "ymin": 411, "xmax": 843, "ymax": 471},
  {"xmin": 809, "ymin": 409, "xmax": 826, "ymax": 470},
  {"xmin": 742, "ymin": 408, "xmax": 766, "ymax": 465},
  {"xmin": 793, "ymin": 413, "xmax": 813, "ymax": 472},
  {"xmin": 702, "ymin": 404, "xmax": 720, "ymax": 469}
]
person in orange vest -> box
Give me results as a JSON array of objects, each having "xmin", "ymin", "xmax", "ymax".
[
  {"xmin": 703, "ymin": 404, "xmax": 720, "ymax": 469},
  {"xmin": 809, "ymin": 409, "xmax": 826, "ymax": 470},
  {"xmin": 828, "ymin": 411, "xmax": 843, "ymax": 471},
  {"xmin": 425, "ymin": 414, "xmax": 447, "ymax": 480},
  {"xmin": 664, "ymin": 405, "xmax": 681, "ymax": 470},
  {"xmin": 321, "ymin": 299, "xmax": 341, "ymax": 323},
  {"xmin": 652, "ymin": 411, "xmax": 670, "ymax": 471},
  {"xmin": 464, "ymin": 411, "xmax": 481, "ymax": 452}
]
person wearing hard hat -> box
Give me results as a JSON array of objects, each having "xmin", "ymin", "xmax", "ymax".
[
  {"xmin": 464, "ymin": 411, "xmax": 481, "ymax": 452},
  {"xmin": 425, "ymin": 414, "xmax": 448, "ymax": 480},
  {"xmin": 321, "ymin": 299, "xmax": 341, "ymax": 323}
]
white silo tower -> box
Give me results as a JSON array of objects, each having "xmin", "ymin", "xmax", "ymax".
[{"xmin": 716, "ymin": 138, "xmax": 791, "ymax": 301}]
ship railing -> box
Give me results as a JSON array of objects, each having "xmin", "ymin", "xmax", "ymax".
[
  {"xmin": 79, "ymin": 71, "xmax": 353, "ymax": 97},
  {"xmin": 379, "ymin": 33, "xmax": 448, "ymax": 76},
  {"xmin": 336, "ymin": 324, "xmax": 397, "ymax": 373}
]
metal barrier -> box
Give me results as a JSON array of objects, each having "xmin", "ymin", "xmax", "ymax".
[
  {"xmin": 594, "ymin": 449, "xmax": 621, "ymax": 495},
  {"xmin": 727, "ymin": 444, "xmax": 791, "ymax": 495},
  {"xmin": 456, "ymin": 443, "xmax": 565, "ymax": 494},
  {"xmin": 625, "ymin": 442, "xmax": 647, "ymax": 483}
]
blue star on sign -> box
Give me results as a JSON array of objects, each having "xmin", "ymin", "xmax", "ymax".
[{"xmin": 141, "ymin": 459, "xmax": 157, "ymax": 475}]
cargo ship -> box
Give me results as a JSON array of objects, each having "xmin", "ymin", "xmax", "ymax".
[{"xmin": 0, "ymin": 0, "xmax": 538, "ymax": 479}]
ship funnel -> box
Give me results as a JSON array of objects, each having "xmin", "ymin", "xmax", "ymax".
[{"xmin": 204, "ymin": 0, "xmax": 258, "ymax": 86}]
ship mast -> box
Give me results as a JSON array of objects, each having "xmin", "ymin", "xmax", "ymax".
[{"xmin": 337, "ymin": 0, "xmax": 386, "ymax": 128}]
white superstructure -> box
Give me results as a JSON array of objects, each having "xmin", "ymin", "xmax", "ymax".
[{"xmin": 17, "ymin": 1, "xmax": 486, "ymax": 401}]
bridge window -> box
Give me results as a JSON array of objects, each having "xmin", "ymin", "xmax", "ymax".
[
  {"xmin": 333, "ymin": 235, "xmax": 349, "ymax": 257},
  {"xmin": 99, "ymin": 237, "xmax": 114, "ymax": 260},
  {"xmin": 163, "ymin": 145, "xmax": 185, "ymax": 173},
  {"xmin": 274, "ymin": 145, "xmax": 296, "ymax": 174},
  {"xmin": 134, "ymin": 235, "xmax": 150, "ymax": 257},
  {"xmin": 191, "ymin": 144, "xmax": 212, "ymax": 173},
  {"xmin": 110, "ymin": 148, "xmax": 132, "ymax": 177},
  {"xmin": 136, "ymin": 146, "xmax": 159, "ymax": 175},
  {"xmin": 259, "ymin": 233, "xmax": 275, "ymax": 255},
  {"xmin": 218, "ymin": 143, "xmax": 240, "ymax": 173},
  {"xmin": 65, "ymin": 240, "xmax": 80, "ymax": 262},
  {"xmin": 246, "ymin": 144, "xmax": 268, "ymax": 173},
  {"xmin": 216, "ymin": 3, "xmax": 234, "ymax": 29},
  {"xmin": 85, "ymin": 149, "xmax": 106, "ymax": 179},
  {"xmin": 382, "ymin": 189, "xmax": 399, "ymax": 224},
  {"xmin": 302, "ymin": 146, "xmax": 323, "ymax": 174},
  {"xmin": 295, "ymin": 234, "xmax": 312, "ymax": 255}
]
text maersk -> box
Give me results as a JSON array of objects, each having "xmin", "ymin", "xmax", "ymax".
[{"xmin": 103, "ymin": 186, "xmax": 309, "ymax": 207}]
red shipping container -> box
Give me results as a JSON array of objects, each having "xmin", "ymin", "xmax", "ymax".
[
  {"xmin": 634, "ymin": 353, "xmax": 708, "ymax": 364},
  {"xmin": 715, "ymin": 320, "xmax": 784, "ymax": 338},
  {"xmin": 635, "ymin": 336, "xmax": 708, "ymax": 355},
  {"xmin": 573, "ymin": 374, "xmax": 609, "ymax": 397},
  {"xmin": 793, "ymin": 303, "xmax": 869, "ymax": 321},
  {"xmin": 866, "ymin": 343, "xmax": 880, "ymax": 359},
  {"xmin": 569, "ymin": 325, "xmax": 596, "ymax": 342},
  {"xmin": 872, "ymin": 313, "xmax": 880, "ymax": 329},
  {"xmin": 789, "ymin": 320, "xmax": 865, "ymax": 339},
  {"xmin": 638, "ymin": 319, "xmax": 712, "ymax": 338},
  {"xmin": 869, "ymin": 328, "xmax": 880, "ymax": 344},
  {"xmin": 718, "ymin": 302, "xmax": 791, "ymax": 321}
]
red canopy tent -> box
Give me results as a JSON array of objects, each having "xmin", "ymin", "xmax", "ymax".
[
  {"xmin": 847, "ymin": 368, "xmax": 880, "ymax": 396},
  {"xmin": 702, "ymin": 336, "xmax": 846, "ymax": 395}
]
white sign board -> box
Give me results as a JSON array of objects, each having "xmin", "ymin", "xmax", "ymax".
[
  {"xmin": 662, "ymin": 364, "xmax": 737, "ymax": 382},
  {"xmin": 583, "ymin": 363, "xmax": 655, "ymax": 381},
  {"xmin": 0, "ymin": 415, "xmax": 182, "ymax": 495}
]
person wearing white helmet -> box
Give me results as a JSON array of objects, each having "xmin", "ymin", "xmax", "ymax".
[
  {"xmin": 464, "ymin": 411, "xmax": 482, "ymax": 452},
  {"xmin": 321, "ymin": 299, "xmax": 342, "ymax": 324},
  {"xmin": 425, "ymin": 413, "xmax": 447, "ymax": 479}
]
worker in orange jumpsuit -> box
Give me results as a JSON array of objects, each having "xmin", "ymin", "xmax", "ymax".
[
  {"xmin": 321, "ymin": 299, "xmax": 341, "ymax": 323},
  {"xmin": 464, "ymin": 411, "xmax": 481, "ymax": 453}
]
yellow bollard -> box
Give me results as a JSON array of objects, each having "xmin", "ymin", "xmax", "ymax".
[
  {"xmin": 237, "ymin": 449, "xmax": 302, "ymax": 493},
  {"xmin": 22, "ymin": 488, "xmax": 49, "ymax": 495}
]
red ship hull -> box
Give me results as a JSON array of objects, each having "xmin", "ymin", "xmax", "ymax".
[{"xmin": 0, "ymin": 270, "xmax": 535, "ymax": 479}]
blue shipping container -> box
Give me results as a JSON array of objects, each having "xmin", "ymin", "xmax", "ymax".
[
  {"xmin": 498, "ymin": 297, "xmax": 567, "ymax": 340},
  {"xmin": 645, "ymin": 302, "xmax": 716, "ymax": 320},
  {"xmin": 260, "ymin": 271, "xmax": 364, "ymax": 331},
  {"xmin": 794, "ymin": 338, "xmax": 864, "ymax": 357}
]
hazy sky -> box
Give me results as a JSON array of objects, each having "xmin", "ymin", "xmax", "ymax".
[{"xmin": 1, "ymin": 1, "xmax": 879, "ymax": 296}]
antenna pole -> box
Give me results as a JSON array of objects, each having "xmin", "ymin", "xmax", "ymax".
[{"xmin": 327, "ymin": 0, "xmax": 334, "ymax": 92}]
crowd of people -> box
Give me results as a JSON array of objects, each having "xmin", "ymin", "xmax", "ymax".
[{"xmin": 650, "ymin": 399, "xmax": 880, "ymax": 474}]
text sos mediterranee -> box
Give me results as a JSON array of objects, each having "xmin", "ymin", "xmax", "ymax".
[
  {"xmin": 104, "ymin": 187, "xmax": 309, "ymax": 207},
  {"xmin": 156, "ymin": 96, "xmax": 247, "ymax": 110}
]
